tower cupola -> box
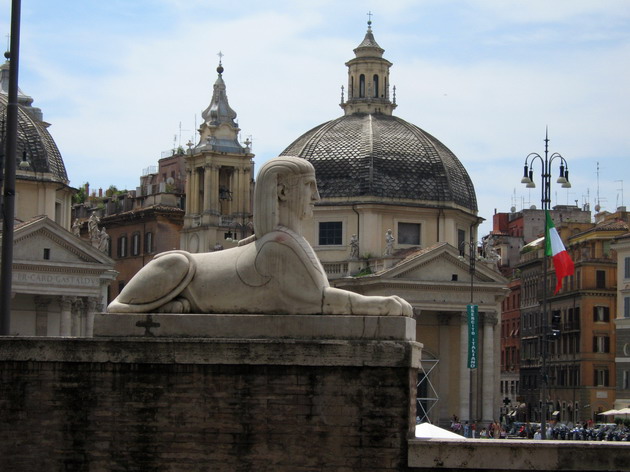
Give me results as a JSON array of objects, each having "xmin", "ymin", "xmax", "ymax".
[
  {"xmin": 197, "ymin": 55, "xmax": 245, "ymax": 154},
  {"xmin": 340, "ymin": 19, "xmax": 396, "ymax": 116}
]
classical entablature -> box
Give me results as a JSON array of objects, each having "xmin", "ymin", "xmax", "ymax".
[{"xmin": 5, "ymin": 216, "xmax": 117, "ymax": 336}]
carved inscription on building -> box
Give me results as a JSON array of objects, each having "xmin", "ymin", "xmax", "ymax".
[{"xmin": 13, "ymin": 272, "xmax": 99, "ymax": 287}]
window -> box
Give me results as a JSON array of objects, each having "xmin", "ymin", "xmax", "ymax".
[
  {"xmin": 373, "ymin": 74, "xmax": 379, "ymax": 97},
  {"xmin": 457, "ymin": 229, "xmax": 466, "ymax": 256},
  {"xmin": 594, "ymin": 306, "xmax": 610, "ymax": 322},
  {"xmin": 574, "ymin": 307, "xmax": 580, "ymax": 329},
  {"xmin": 398, "ymin": 222, "xmax": 420, "ymax": 245},
  {"xmin": 594, "ymin": 368, "xmax": 609, "ymax": 387},
  {"xmin": 623, "ymin": 371, "xmax": 629, "ymax": 390},
  {"xmin": 55, "ymin": 202, "xmax": 62, "ymax": 225},
  {"xmin": 596, "ymin": 270, "xmax": 606, "ymax": 289},
  {"xmin": 145, "ymin": 231, "xmax": 153, "ymax": 254},
  {"xmin": 359, "ymin": 74, "xmax": 365, "ymax": 98},
  {"xmin": 625, "ymin": 257, "xmax": 630, "ymax": 279},
  {"xmin": 132, "ymin": 233, "xmax": 140, "ymax": 256},
  {"xmin": 318, "ymin": 222, "xmax": 342, "ymax": 246},
  {"xmin": 118, "ymin": 235, "xmax": 128, "ymax": 258},
  {"xmin": 625, "ymin": 297, "xmax": 630, "ymax": 318},
  {"xmin": 593, "ymin": 336, "xmax": 610, "ymax": 353},
  {"xmin": 43, "ymin": 248, "xmax": 50, "ymax": 260}
]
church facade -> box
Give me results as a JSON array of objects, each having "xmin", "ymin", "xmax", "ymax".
[
  {"xmin": 0, "ymin": 59, "xmax": 116, "ymax": 336},
  {"xmin": 280, "ymin": 22, "xmax": 508, "ymax": 427}
]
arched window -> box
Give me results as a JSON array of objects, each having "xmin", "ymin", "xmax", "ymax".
[
  {"xmin": 359, "ymin": 74, "xmax": 365, "ymax": 98},
  {"xmin": 373, "ymin": 74, "xmax": 379, "ymax": 98}
]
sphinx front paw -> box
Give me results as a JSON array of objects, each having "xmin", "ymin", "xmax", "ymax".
[{"xmin": 157, "ymin": 297, "xmax": 191, "ymax": 313}]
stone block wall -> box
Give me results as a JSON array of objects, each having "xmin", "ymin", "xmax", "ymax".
[{"xmin": 0, "ymin": 337, "xmax": 419, "ymax": 472}]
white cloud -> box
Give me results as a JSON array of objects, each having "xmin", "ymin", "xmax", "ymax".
[{"xmin": 4, "ymin": 0, "xmax": 628, "ymax": 234}]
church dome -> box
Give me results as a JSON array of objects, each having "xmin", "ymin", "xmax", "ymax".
[
  {"xmin": 0, "ymin": 61, "xmax": 68, "ymax": 184},
  {"xmin": 281, "ymin": 113, "xmax": 477, "ymax": 211},
  {"xmin": 280, "ymin": 22, "xmax": 477, "ymax": 213}
]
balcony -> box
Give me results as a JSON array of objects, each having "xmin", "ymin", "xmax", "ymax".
[{"xmin": 323, "ymin": 262, "xmax": 349, "ymax": 279}]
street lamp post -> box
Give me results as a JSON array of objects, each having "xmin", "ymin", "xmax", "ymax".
[
  {"xmin": 520, "ymin": 130, "xmax": 571, "ymax": 439},
  {"xmin": 0, "ymin": 0, "xmax": 22, "ymax": 335}
]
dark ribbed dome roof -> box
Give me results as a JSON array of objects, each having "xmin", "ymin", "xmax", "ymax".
[
  {"xmin": 281, "ymin": 113, "xmax": 478, "ymax": 212},
  {"xmin": 0, "ymin": 89, "xmax": 68, "ymax": 183}
]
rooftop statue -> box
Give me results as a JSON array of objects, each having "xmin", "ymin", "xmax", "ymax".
[{"xmin": 108, "ymin": 156, "xmax": 412, "ymax": 316}]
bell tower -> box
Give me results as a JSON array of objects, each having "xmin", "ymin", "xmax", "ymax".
[
  {"xmin": 180, "ymin": 56, "xmax": 254, "ymax": 253},
  {"xmin": 340, "ymin": 18, "xmax": 396, "ymax": 116}
]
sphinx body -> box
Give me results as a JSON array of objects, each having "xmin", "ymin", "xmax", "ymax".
[{"xmin": 107, "ymin": 156, "xmax": 412, "ymax": 317}]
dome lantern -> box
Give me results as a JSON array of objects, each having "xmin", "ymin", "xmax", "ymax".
[{"xmin": 340, "ymin": 19, "xmax": 396, "ymax": 116}]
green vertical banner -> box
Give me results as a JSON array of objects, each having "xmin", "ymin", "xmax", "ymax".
[{"xmin": 467, "ymin": 304, "xmax": 478, "ymax": 369}]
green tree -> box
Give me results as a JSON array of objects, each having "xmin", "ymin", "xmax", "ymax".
[{"xmin": 73, "ymin": 182, "xmax": 89, "ymax": 204}]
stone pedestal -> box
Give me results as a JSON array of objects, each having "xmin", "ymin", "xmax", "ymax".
[
  {"xmin": 0, "ymin": 313, "xmax": 421, "ymax": 471},
  {"xmin": 93, "ymin": 312, "xmax": 416, "ymax": 341}
]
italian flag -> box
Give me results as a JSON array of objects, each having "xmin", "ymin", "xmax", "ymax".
[{"xmin": 545, "ymin": 210, "xmax": 575, "ymax": 294}]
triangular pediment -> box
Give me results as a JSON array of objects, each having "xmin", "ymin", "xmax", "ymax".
[
  {"xmin": 381, "ymin": 243, "xmax": 507, "ymax": 285},
  {"xmin": 10, "ymin": 216, "xmax": 114, "ymax": 266}
]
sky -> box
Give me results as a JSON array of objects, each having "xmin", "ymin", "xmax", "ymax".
[{"xmin": 2, "ymin": 0, "xmax": 629, "ymax": 237}]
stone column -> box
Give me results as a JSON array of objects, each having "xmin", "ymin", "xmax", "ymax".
[
  {"xmin": 34, "ymin": 296, "xmax": 51, "ymax": 336},
  {"xmin": 210, "ymin": 165, "xmax": 220, "ymax": 214},
  {"xmin": 86, "ymin": 297, "xmax": 98, "ymax": 337},
  {"xmin": 459, "ymin": 312, "xmax": 470, "ymax": 422},
  {"xmin": 185, "ymin": 168, "xmax": 192, "ymax": 211},
  {"xmin": 233, "ymin": 167, "xmax": 242, "ymax": 219},
  {"xmin": 71, "ymin": 298, "xmax": 82, "ymax": 337},
  {"xmin": 438, "ymin": 315, "xmax": 451, "ymax": 423},
  {"xmin": 481, "ymin": 312, "xmax": 497, "ymax": 422},
  {"xmin": 227, "ymin": 168, "xmax": 235, "ymax": 216},
  {"xmin": 59, "ymin": 296, "xmax": 73, "ymax": 336},
  {"xmin": 203, "ymin": 164, "xmax": 212, "ymax": 213},
  {"xmin": 190, "ymin": 166, "xmax": 199, "ymax": 214},
  {"xmin": 243, "ymin": 167, "xmax": 251, "ymax": 215}
]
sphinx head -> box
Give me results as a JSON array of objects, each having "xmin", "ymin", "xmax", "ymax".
[{"xmin": 253, "ymin": 156, "xmax": 320, "ymax": 238}]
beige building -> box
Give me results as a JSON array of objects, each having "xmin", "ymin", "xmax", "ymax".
[
  {"xmin": 612, "ymin": 230, "xmax": 630, "ymax": 410},
  {"xmin": 280, "ymin": 22, "xmax": 508, "ymax": 427},
  {"xmin": 0, "ymin": 59, "xmax": 116, "ymax": 336},
  {"xmin": 180, "ymin": 60, "xmax": 255, "ymax": 253}
]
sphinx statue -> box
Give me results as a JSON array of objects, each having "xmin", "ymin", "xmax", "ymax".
[{"xmin": 108, "ymin": 156, "xmax": 412, "ymax": 316}]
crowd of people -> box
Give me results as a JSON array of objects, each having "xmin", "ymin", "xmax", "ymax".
[
  {"xmin": 448, "ymin": 415, "xmax": 630, "ymax": 441},
  {"xmin": 450, "ymin": 416, "xmax": 507, "ymax": 439}
]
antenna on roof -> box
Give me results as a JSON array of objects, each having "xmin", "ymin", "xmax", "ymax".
[
  {"xmin": 595, "ymin": 162, "xmax": 601, "ymax": 212},
  {"xmin": 615, "ymin": 180, "xmax": 624, "ymax": 209}
]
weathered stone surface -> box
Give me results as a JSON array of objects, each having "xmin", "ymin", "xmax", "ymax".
[
  {"xmin": 408, "ymin": 437, "xmax": 630, "ymax": 471},
  {"xmin": 0, "ymin": 336, "xmax": 418, "ymax": 471},
  {"xmin": 94, "ymin": 313, "xmax": 417, "ymax": 341}
]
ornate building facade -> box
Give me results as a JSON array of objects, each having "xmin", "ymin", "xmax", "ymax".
[{"xmin": 180, "ymin": 61, "xmax": 254, "ymax": 253}]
